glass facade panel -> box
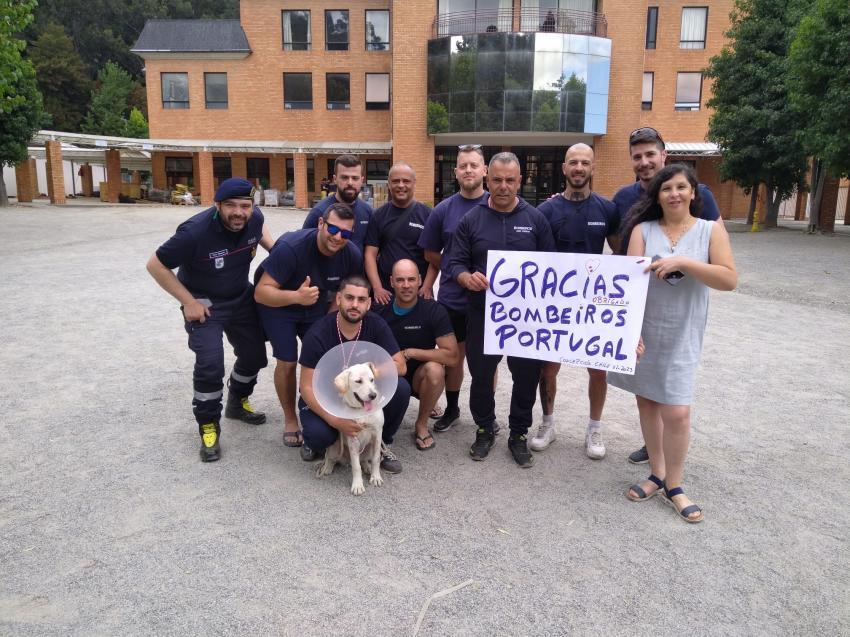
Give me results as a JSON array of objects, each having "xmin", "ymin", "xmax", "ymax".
[
  {"xmin": 366, "ymin": 10, "xmax": 390, "ymax": 50},
  {"xmin": 427, "ymin": 32, "xmax": 610, "ymax": 134}
]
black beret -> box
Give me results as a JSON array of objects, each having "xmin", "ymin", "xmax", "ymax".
[{"xmin": 215, "ymin": 178, "xmax": 255, "ymax": 202}]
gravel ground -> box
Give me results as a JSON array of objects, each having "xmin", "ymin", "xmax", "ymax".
[{"xmin": 1, "ymin": 201, "xmax": 847, "ymax": 636}]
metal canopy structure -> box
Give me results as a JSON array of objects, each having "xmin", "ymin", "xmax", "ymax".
[{"xmin": 32, "ymin": 130, "xmax": 393, "ymax": 157}]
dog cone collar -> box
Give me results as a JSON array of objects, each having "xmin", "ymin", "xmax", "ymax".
[{"xmin": 313, "ymin": 342, "xmax": 399, "ymax": 419}]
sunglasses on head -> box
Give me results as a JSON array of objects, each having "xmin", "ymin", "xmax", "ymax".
[
  {"xmin": 325, "ymin": 223, "xmax": 353, "ymax": 240},
  {"xmin": 629, "ymin": 127, "xmax": 664, "ymax": 145},
  {"xmin": 458, "ymin": 144, "xmax": 482, "ymax": 151}
]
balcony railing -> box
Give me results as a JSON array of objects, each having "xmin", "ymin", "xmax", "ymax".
[{"xmin": 432, "ymin": 8, "xmax": 607, "ymax": 38}]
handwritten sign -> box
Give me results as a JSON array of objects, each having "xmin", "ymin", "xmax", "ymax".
[{"xmin": 484, "ymin": 251, "xmax": 650, "ymax": 374}]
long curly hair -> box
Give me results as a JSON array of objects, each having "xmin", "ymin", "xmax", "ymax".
[{"xmin": 617, "ymin": 164, "xmax": 703, "ymax": 255}]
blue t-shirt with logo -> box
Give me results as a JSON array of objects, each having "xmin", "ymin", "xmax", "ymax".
[
  {"xmin": 418, "ymin": 192, "xmax": 488, "ymax": 311},
  {"xmin": 537, "ymin": 192, "xmax": 620, "ymax": 255},
  {"xmin": 365, "ymin": 201, "xmax": 432, "ymax": 289}
]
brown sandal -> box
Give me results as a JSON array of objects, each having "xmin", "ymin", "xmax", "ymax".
[{"xmin": 283, "ymin": 430, "xmax": 303, "ymax": 447}]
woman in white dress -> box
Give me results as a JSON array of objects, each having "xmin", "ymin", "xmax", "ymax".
[{"xmin": 609, "ymin": 165, "xmax": 737, "ymax": 523}]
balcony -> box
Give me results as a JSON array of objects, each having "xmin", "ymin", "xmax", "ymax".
[{"xmin": 432, "ymin": 7, "xmax": 607, "ymax": 38}]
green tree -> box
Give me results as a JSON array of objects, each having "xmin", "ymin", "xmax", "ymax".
[
  {"xmin": 788, "ymin": 0, "xmax": 850, "ymax": 232},
  {"xmin": 83, "ymin": 62, "xmax": 135, "ymax": 136},
  {"xmin": 0, "ymin": 0, "xmax": 44, "ymax": 207},
  {"xmin": 704, "ymin": 0, "xmax": 809, "ymax": 228},
  {"xmin": 427, "ymin": 100, "xmax": 449, "ymax": 134},
  {"xmin": 28, "ymin": 22, "xmax": 92, "ymax": 132},
  {"xmin": 125, "ymin": 107, "xmax": 149, "ymax": 138}
]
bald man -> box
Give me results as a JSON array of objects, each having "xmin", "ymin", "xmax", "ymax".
[
  {"xmin": 533, "ymin": 144, "xmax": 622, "ymax": 460},
  {"xmin": 375, "ymin": 259, "xmax": 458, "ymax": 450}
]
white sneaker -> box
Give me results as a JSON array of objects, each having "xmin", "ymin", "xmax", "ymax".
[
  {"xmin": 529, "ymin": 422, "xmax": 556, "ymax": 451},
  {"xmin": 585, "ymin": 428, "xmax": 606, "ymax": 459}
]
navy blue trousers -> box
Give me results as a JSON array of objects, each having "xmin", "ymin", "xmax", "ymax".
[
  {"xmin": 465, "ymin": 306, "xmax": 543, "ymax": 436},
  {"xmin": 184, "ymin": 288, "xmax": 268, "ymax": 424},
  {"xmin": 299, "ymin": 377, "xmax": 411, "ymax": 452}
]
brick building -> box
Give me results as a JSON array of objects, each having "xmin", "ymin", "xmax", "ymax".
[{"xmin": 132, "ymin": 0, "xmax": 752, "ymax": 216}]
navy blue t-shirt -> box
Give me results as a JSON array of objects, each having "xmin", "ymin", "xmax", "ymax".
[
  {"xmin": 448, "ymin": 199, "xmax": 555, "ymax": 309},
  {"xmin": 299, "ymin": 311, "xmax": 400, "ymax": 369},
  {"xmin": 375, "ymin": 299, "xmax": 454, "ymax": 351},
  {"xmin": 155, "ymin": 205, "xmax": 264, "ymax": 303},
  {"xmin": 256, "ymin": 228, "xmax": 363, "ymax": 320},
  {"xmin": 365, "ymin": 201, "xmax": 432, "ymax": 288},
  {"xmin": 302, "ymin": 195, "xmax": 373, "ymax": 252},
  {"xmin": 418, "ymin": 192, "xmax": 488, "ymax": 311},
  {"xmin": 613, "ymin": 181, "xmax": 720, "ymax": 252},
  {"xmin": 538, "ymin": 192, "xmax": 620, "ymax": 255}
]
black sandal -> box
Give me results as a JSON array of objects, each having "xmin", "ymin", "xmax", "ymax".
[
  {"xmin": 627, "ymin": 474, "xmax": 665, "ymax": 502},
  {"xmin": 663, "ymin": 486, "xmax": 704, "ymax": 523}
]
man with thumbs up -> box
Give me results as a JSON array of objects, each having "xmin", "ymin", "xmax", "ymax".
[{"xmin": 255, "ymin": 202, "xmax": 363, "ymax": 453}]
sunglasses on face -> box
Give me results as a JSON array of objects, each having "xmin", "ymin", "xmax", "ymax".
[
  {"xmin": 629, "ymin": 127, "xmax": 664, "ymax": 145},
  {"xmin": 325, "ymin": 223, "xmax": 353, "ymax": 240}
]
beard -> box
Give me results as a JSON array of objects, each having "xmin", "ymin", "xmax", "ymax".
[
  {"xmin": 337, "ymin": 187, "xmax": 358, "ymax": 204},
  {"xmin": 340, "ymin": 308, "xmax": 363, "ymax": 324}
]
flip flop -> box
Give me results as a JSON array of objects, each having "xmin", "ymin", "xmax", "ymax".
[
  {"xmin": 415, "ymin": 433, "xmax": 435, "ymax": 451},
  {"xmin": 626, "ymin": 474, "xmax": 665, "ymax": 502},
  {"xmin": 429, "ymin": 405, "xmax": 444, "ymax": 419},
  {"xmin": 283, "ymin": 430, "xmax": 303, "ymax": 447},
  {"xmin": 663, "ymin": 486, "xmax": 704, "ymax": 523}
]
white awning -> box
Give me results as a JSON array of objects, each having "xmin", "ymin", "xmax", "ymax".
[
  {"xmin": 665, "ymin": 142, "xmax": 721, "ymax": 156},
  {"xmin": 31, "ymin": 130, "xmax": 392, "ymax": 155}
]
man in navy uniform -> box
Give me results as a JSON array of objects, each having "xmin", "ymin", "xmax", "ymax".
[
  {"xmin": 532, "ymin": 144, "xmax": 621, "ymax": 460},
  {"xmin": 302, "ymin": 154, "xmax": 372, "ymax": 252},
  {"xmin": 613, "ymin": 126, "xmax": 722, "ymax": 464},
  {"xmin": 364, "ymin": 162, "xmax": 438, "ymax": 305},
  {"xmin": 448, "ymin": 152, "xmax": 555, "ymax": 468},
  {"xmin": 375, "ymin": 259, "xmax": 458, "ymax": 451},
  {"xmin": 146, "ymin": 177, "xmax": 273, "ymax": 462},
  {"xmin": 419, "ymin": 144, "xmax": 488, "ymax": 432},
  {"xmin": 298, "ymin": 276, "xmax": 410, "ymax": 474},
  {"xmin": 254, "ymin": 202, "xmax": 363, "ymax": 457}
]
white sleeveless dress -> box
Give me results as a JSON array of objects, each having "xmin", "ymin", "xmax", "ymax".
[{"xmin": 608, "ymin": 218, "xmax": 714, "ymax": 405}]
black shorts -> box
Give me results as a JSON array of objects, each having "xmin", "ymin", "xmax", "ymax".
[
  {"xmin": 404, "ymin": 360, "xmax": 424, "ymax": 397},
  {"xmin": 444, "ymin": 306, "xmax": 468, "ymax": 343}
]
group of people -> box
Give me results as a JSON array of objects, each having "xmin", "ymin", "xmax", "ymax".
[{"xmin": 148, "ymin": 127, "xmax": 736, "ymax": 524}]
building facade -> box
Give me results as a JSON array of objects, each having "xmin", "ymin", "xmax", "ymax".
[{"xmin": 133, "ymin": 0, "xmax": 751, "ymax": 215}]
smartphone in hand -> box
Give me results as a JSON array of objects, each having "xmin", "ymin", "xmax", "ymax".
[{"xmin": 651, "ymin": 255, "xmax": 685, "ymax": 286}]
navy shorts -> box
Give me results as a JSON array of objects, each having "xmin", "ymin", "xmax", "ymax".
[
  {"xmin": 444, "ymin": 305, "xmax": 468, "ymax": 343},
  {"xmin": 257, "ymin": 305, "xmax": 319, "ymax": 362}
]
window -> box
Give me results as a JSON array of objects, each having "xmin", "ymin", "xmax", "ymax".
[
  {"xmin": 246, "ymin": 158, "xmax": 270, "ymax": 189},
  {"xmin": 367, "ymin": 159, "xmax": 390, "ymax": 181},
  {"xmin": 641, "ymin": 72, "xmax": 654, "ymax": 110},
  {"xmin": 365, "ymin": 73, "xmax": 390, "ymax": 110},
  {"xmin": 161, "ymin": 73, "xmax": 189, "ymax": 109},
  {"xmin": 165, "ymin": 156, "xmax": 193, "ymax": 188},
  {"xmin": 213, "ymin": 157, "xmax": 231, "ymax": 185},
  {"xmin": 282, "ymin": 10, "xmax": 311, "ymax": 50},
  {"xmin": 204, "ymin": 73, "xmax": 228, "ymax": 109},
  {"xmin": 326, "ymin": 73, "xmax": 350, "ymax": 110},
  {"xmin": 675, "ymin": 72, "xmax": 702, "ymax": 110},
  {"xmin": 646, "ymin": 7, "xmax": 658, "ymax": 49},
  {"xmin": 680, "ymin": 7, "xmax": 708, "ymax": 48},
  {"xmin": 284, "ymin": 73, "xmax": 312, "ymax": 109},
  {"xmin": 325, "ymin": 10, "xmax": 349, "ymax": 51},
  {"xmin": 365, "ymin": 10, "xmax": 390, "ymax": 50}
]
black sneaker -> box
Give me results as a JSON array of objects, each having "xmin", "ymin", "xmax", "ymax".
[
  {"xmin": 508, "ymin": 434, "xmax": 535, "ymax": 468},
  {"xmin": 380, "ymin": 443, "xmax": 402, "ymax": 474},
  {"xmin": 225, "ymin": 395, "xmax": 267, "ymax": 425},
  {"xmin": 434, "ymin": 407, "xmax": 460, "ymax": 432},
  {"xmin": 469, "ymin": 427, "xmax": 495, "ymax": 461},
  {"xmin": 300, "ymin": 444, "xmax": 324, "ymax": 462},
  {"xmin": 199, "ymin": 422, "xmax": 221, "ymax": 462},
  {"xmin": 628, "ymin": 445, "xmax": 650, "ymax": 464}
]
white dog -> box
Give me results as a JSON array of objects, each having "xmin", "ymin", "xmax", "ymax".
[{"xmin": 316, "ymin": 362, "xmax": 384, "ymax": 495}]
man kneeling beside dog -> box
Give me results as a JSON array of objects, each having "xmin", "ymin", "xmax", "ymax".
[{"xmin": 297, "ymin": 275, "xmax": 411, "ymax": 492}]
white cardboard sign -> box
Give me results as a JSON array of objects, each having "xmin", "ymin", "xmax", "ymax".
[{"xmin": 483, "ymin": 251, "xmax": 650, "ymax": 374}]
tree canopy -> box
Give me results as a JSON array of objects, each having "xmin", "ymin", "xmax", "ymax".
[
  {"xmin": 83, "ymin": 62, "xmax": 136, "ymax": 136},
  {"xmin": 704, "ymin": 0, "xmax": 808, "ymax": 227}
]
